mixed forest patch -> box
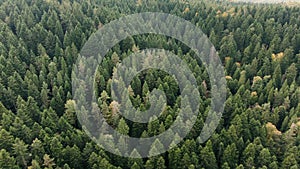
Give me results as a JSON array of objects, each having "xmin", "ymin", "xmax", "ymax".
[{"xmin": 0, "ymin": 0, "xmax": 299, "ymax": 168}]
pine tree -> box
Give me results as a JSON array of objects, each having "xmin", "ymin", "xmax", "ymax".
[
  {"xmin": 200, "ymin": 140, "xmax": 218, "ymax": 169},
  {"xmin": 273, "ymin": 64, "xmax": 282, "ymax": 89},
  {"xmin": 117, "ymin": 118, "xmax": 129, "ymax": 135},
  {"xmin": 31, "ymin": 138, "xmax": 45, "ymax": 161},
  {"xmin": 258, "ymin": 148, "xmax": 272, "ymax": 167},
  {"xmin": 0, "ymin": 129, "xmax": 14, "ymax": 151},
  {"xmin": 43, "ymin": 154, "xmax": 56, "ymax": 168},
  {"xmin": 62, "ymin": 145, "xmax": 83, "ymax": 169},
  {"xmin": 222, "ymin": 143, "xmax": 238, "ymax": 168},
  {"xmin": 12, "ymin": 138, "xmax": 29, "ymax": 167},
  {"xmin": 0, "ymin": 149, "xmax": 18, "ymax": 169},
  {"xmin": 286, "ymin": 63, "xmax": 297, "ymax": 85},
  {"xmin": 282, "ymin": 154, "xmax": 298, "ymax": 169},
  {"xmin": 28, "ymin": 159, "xmax": 42, "ymax": 169}
]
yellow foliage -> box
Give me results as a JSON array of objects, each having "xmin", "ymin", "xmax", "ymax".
[
  {"xmin": 277, "ymin": 52, "xmax": 284, "ymax": 59},
  {"xmin": 128, "ymin": 85, "xmax": 134, "ymax": 96},
  {"xmin": 263, "ymin": 75, "xmax": 271, "ymax": 80},
  {"xmin": 109, "ymin": 101, "xmax": 120, "ymax": 116},
  {"xmin": 253, "ymin": 76, "xmax": 262, "ymax": 84},
  {"xmin": 235, "ymin": 62, "xmax": 241, "ymax": 68},
  {"xmin": 183, "ymin": 7, "xmax": 190, "ymax": 13},
  {"xmin": 132, "ymin": 44, "xmax": 139, "ymax": 52},
  {"xmin": 272, "ymin": 54, "xmax": 276, "ymax": 60},
  {"xmin": 266, "ymin": 122, "xmax": 282, "ymax": 136},
  {"xmin": 216, "ymin": 8, "xmax": 235, "ymax": 18},
  {"xmin": 251, "ymin": 91, "xmax": 257, "ymax": 97},
  {"xmin": 65, "ymin": 100, "xmax": 75, "ymax": 112},
  {"xmin": 288, "ymin": 123, "xmax": 298, "ymax": 137},
  {"xmin": 254, "ymin": 104, "xmax": 262, "ymax": 109},
  {"xmin": 272, "ymin": 52, "xmax": 284, "ymax": 61},
  {"xmin": 221, "ymin": 12, "xmax": 229, "ymax": 18},
  {"xmin": 228, "ymin": 7, "xmax": 235, "ymax": 13},
  {"xmin": 225, "ymin": 76, "xmax": 233, "ymax": 80},
  {"xmin": 225, "ymin": 57, "xmax": 231, "ymax": 63}
]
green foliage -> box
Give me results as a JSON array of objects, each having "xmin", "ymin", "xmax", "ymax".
[{"xmin": 0, "ymin": 0, "xmax": 299, "ymax": 168}]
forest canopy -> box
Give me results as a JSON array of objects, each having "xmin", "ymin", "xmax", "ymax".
[{"xmin": 0, "ymin": 0, "xmax": 299, "ymax": 168}]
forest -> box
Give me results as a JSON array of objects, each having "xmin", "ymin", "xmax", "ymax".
[{"xmin": 0, "ymin": 0, "xmax": 299, "ymax": 168}]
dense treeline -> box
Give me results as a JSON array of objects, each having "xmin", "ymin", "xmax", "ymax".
[{"xmin": 0, "ymin": 0, "xmax": 299, "ymax": 168}]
